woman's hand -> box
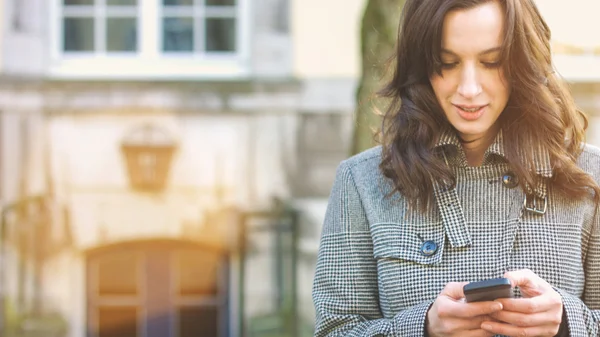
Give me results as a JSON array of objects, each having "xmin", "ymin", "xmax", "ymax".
[
  {"xmin": 427, "ymin": 282, "xmax": 503, "ymax": 337},
  {"xmin": 481, "ymin": 269, "xmax": 564, "ymax": 337}
]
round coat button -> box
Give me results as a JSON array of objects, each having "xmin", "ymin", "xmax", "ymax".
[
  {"xmin": 420, "ymin": 241, "xmax": 438, "ymax": 256},
  {"xmin": 502, "ymin": 172, "xmax": 518, "ymax": 188}
]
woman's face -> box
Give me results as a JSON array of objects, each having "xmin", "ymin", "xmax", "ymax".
[{"xmin": 430, "ymin": 1, "xmax": 510, "ymax": 143}]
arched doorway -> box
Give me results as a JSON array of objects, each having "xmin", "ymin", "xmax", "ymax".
[{"xmin": 85, "ymin": 239, "xmax": 229, "ymax": 337}]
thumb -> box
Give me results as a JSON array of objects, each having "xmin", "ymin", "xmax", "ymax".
[
  {"xmin": 504, "ymin": 269, "xmax": 546, "ymax": 297},
  {"xmin": 441, "ymin": 282, "xmax": 470, "ymax": 300}
]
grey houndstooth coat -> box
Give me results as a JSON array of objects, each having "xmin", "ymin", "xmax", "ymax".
[{"xmin": 312, "ymin": 130, "xmax": 600, "ymax": 336}]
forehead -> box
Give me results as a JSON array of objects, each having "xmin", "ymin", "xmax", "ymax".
[{"xmin": 441, "ymin": 1, "xmax": 505, "ymax": 54}]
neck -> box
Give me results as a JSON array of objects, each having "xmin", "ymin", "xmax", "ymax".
[{"xmin": 460, "ymin": 127, "xmax": 499, "ymax": 167}]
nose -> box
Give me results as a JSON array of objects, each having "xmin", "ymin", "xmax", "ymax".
[{"xmin": 457, "ymin": 64, "xmax": 482, "ymax": 99}]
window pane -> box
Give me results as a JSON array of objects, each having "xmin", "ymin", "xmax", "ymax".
[
  {"xmin": 163, "ymin": 0, "xmax": 194, "ymax": 5},
  {"xmin": 163, "ymin": 18, "xmax": 194, "ymax": 52},
  {"xmin": 178, "ymin": 306, "xmax": 217, "ymax": 337},
  {"xmin": 206, "ymin": 18, "xmax": 235, "ymax": 52},
  {"xmin": 107, "ymin": 0, "xmax": 137, "ymax": 5},
  {"xmin": 97, "ymin": 252, "xmax": 138, "ymax": 295},
  {"xmin": 176, "ymin": 250, "xmax": 219, "ymax": 296},
  {"xmin": 98, "ymin": 307, "xmax": 138, "ymax": 337},
  {"xmin": 206, "ymin": 0, "xmax": 235, "ymax": 5},
  {"xmin": 106, "ymin": 17, "xmax": 138, "ymax": 52},
  {"xmin": 63, "ymin": 18, "xmax": 94, "ymax": 52},
  {"xmin": 64, "ymin": 0, "xmax": 94, "ymax": 4}
]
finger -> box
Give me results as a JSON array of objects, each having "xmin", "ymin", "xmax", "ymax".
[
  {"xmin": 435, "ymin": 317, "xmax": 497, "ymax": 336},
  {"xmin": 504, "ymin": 269, "xmax": 548, "ymax": 297},
  {"xmin": 438, "ymin": 299, "xmax": 503, "ymax": 319},
  {"xmin": 458, "ymin": 329, "xmax": 496, "ymax": 337},
  {"xmin": 440, "ymin": 281, "xmax": 470, "ymax": 300},
  {"xmin": 482, "ymin": 320, "xmax": 560, "ymax": 337},
  {"xmin": 495, "ymin": 295, "xmax": 562, "ymax": 314},
  {"xmin": 453, "ymin": 315, "xmax": 497, "ymax": 330},
  {"xmin": 490, "ymin": 309, "xmax": 563, "ymax": 327},
  {"xmin": 504, "ymin": 269, "xmax": 536, "ymax": 287}
]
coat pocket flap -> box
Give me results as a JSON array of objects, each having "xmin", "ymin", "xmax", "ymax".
[{"xmin": 370, "ymin": 222, "xmax": 445, "ymax": 265}]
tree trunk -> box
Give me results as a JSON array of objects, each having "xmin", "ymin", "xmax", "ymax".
[{"xmin": 351, "ymin": 0, "xmax": 405, "ymax": 155}]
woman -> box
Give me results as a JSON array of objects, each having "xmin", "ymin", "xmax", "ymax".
[{"xmin": 312, "ymin": 0, "xmax": 600, "ymax": 336}]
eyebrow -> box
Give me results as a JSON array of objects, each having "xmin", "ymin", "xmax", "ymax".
[{"xmin": 441, "ymin": 47, "xmax": 502, "ymax": 56}]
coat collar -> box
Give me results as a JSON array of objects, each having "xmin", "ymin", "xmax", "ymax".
[{"xmin": 433, "ymin": 128, "xmax": 553, "ymax": 178}]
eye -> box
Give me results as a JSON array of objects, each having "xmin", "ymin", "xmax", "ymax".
[
  {"xmin": 482, "ymin": 61, "xmax": 501, "ymax": 69},
  {"xmin": 440, "ymin": 62, "xmax": 458, "ymax": 70}
]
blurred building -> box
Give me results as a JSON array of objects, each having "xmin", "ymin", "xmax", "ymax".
[
  {"xmin": 0, "ymin": 1, "xmax": 598, "ymax": 337},
  {"xmin": 0, "ymin": 0, "xmax": 363, "ymax": 336},
  {"xmin": 535, "ymin": 0, "xmax": 600, "ymax": 144}
]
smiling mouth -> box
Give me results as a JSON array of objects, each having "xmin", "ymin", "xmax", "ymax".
[{"xmin": 454, "ymin": 104, "xmax": 488, "ymax": 112}]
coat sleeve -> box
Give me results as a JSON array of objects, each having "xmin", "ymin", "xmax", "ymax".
[
  {"xmin": 312, "ymin": 161, "xmax": 434, "ymax": 337},
  {"xmin": 555, "ymin": 202, "xmax": 600, "ymax": 337}
]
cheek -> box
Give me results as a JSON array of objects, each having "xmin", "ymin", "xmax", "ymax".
[
  {"xmin": 430, "ymin": 76, "xmax": 454, "ymax": 101},
  {"xmin": 490, "ymin": 80, "xmax": 510, "ymax": 103},
  {"xmin": 487, "ymin": 71, "xmax": 511, "ymax": 100}
]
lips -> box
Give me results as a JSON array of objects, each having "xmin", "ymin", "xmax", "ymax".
[
  {"xmin": 453, "ymin": 104, "xmax": 488, "ymax": 121},
  {"xmin": 453, "ymin": 104, "xmax": 488, "ymax": 112}
]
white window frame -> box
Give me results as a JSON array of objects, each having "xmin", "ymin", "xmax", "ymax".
[{"xmin": 48, "ymin": 0, "xmax": 251, "ymax": 79}]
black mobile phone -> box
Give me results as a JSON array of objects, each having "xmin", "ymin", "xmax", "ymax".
[{"xmin": 464, "ymin": 277, "xmax": 513, "ymax": 303}]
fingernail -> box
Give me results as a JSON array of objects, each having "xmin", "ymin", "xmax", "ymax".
[
  {"xmin": 493, "ymin": 303, "xmax": 503, "ymax": 311},
  {"xmin": 482, "ymin": 323, "xmax": 493, "ymax": 330}
]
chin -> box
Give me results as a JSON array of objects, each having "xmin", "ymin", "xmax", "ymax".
[{"xmin": 454, "ymin": 125, "xmax": 490, "ymax": 138}]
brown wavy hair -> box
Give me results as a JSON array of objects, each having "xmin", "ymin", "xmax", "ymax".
[{"xmin": 378, "ymin": 0, "xmax": 600, "ymax": 212}]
